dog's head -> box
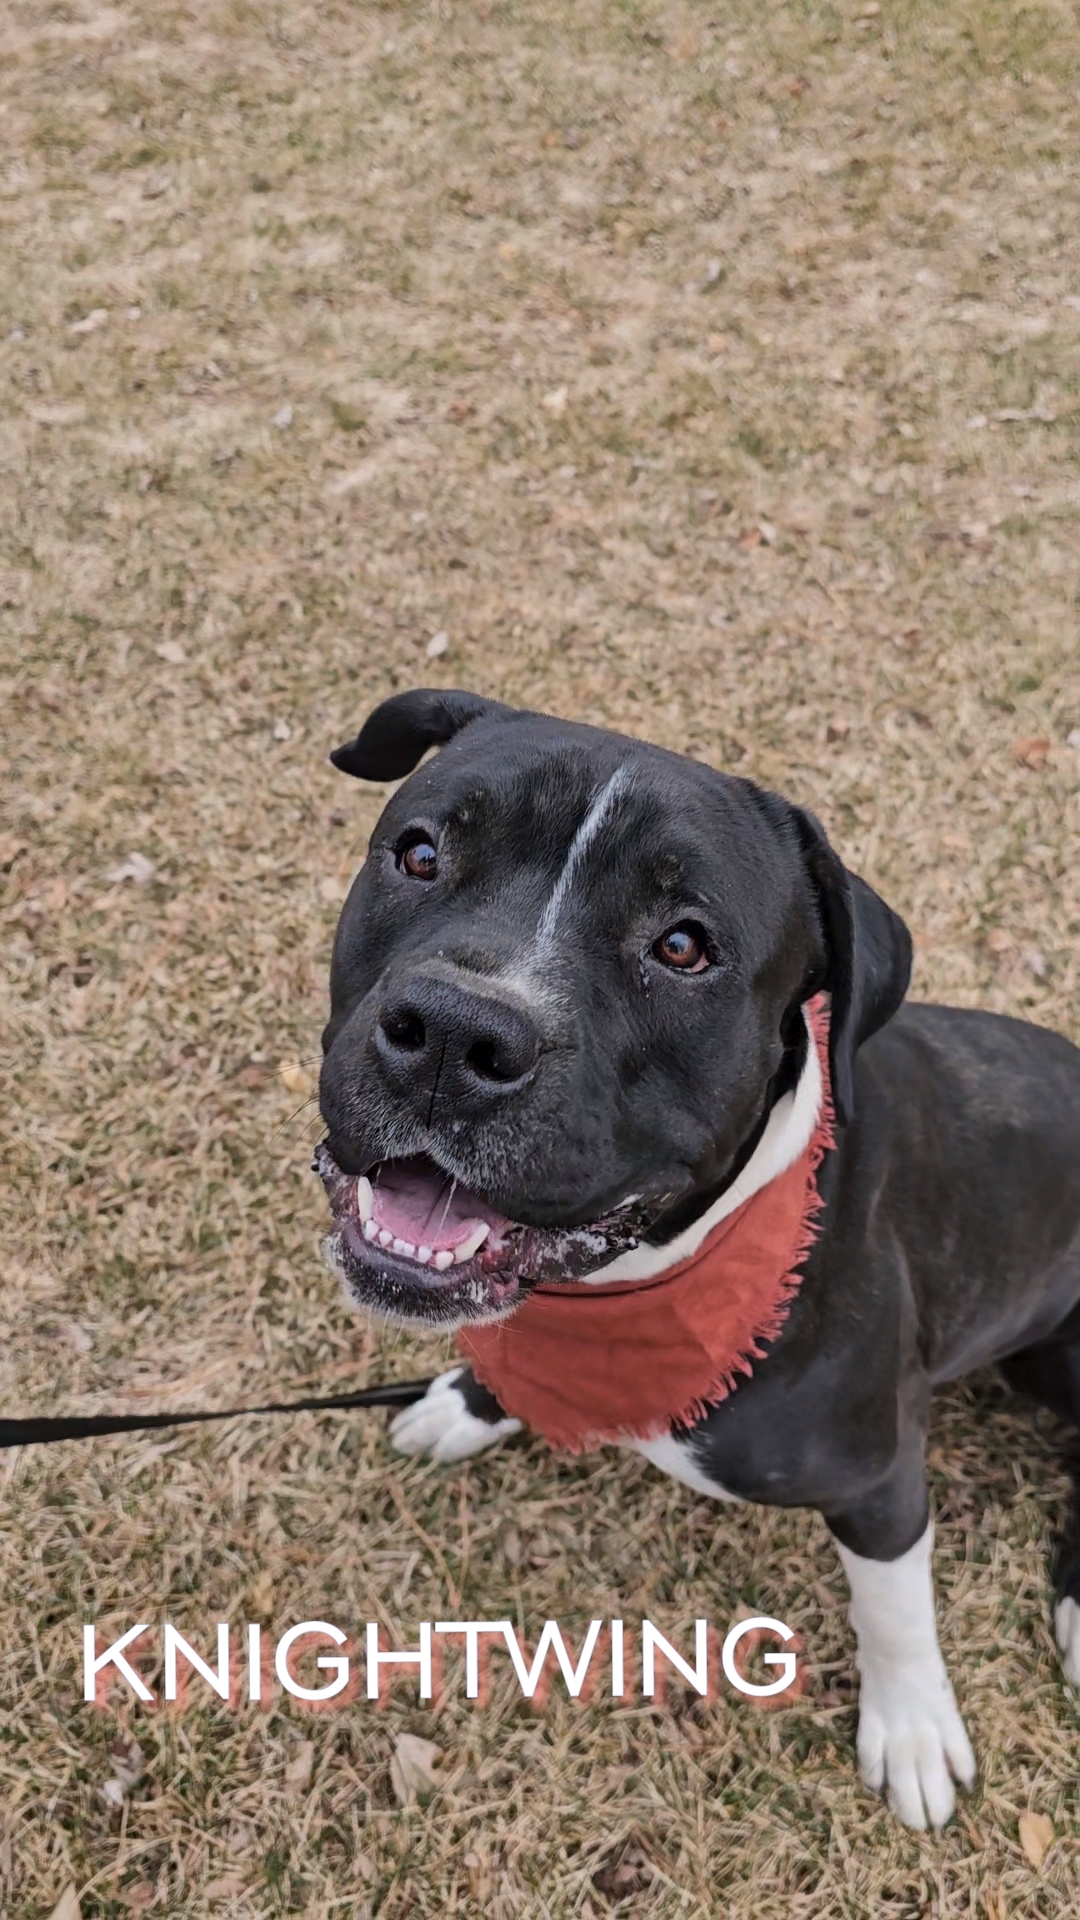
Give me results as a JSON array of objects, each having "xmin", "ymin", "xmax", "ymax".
[{"xmin": 316, "ymin": 689, "xmax": 910, "ymax": 1329}]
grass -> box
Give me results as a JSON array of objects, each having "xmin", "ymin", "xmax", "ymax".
[{"xmin": 1, "ymin": 0, "xmax": 1079, "ymax": 1914}]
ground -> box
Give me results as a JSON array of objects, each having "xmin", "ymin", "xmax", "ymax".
[{"xmin": 1, "ymin": 1, "xmax": 1078, "ymax": 1914}]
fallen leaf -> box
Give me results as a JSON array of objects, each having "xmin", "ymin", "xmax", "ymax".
[
  {"xmin": 425, "ymin": 630, "xmax": 450, "ymax": 659},
  {"xmin": 27, "ymin": 401, "xmax": 87, "ymax": 426},
  {"xmin": 541, "ymin": 385, "xmax": 568, "ymax": 417},
  {"xmin": 318, "ymin": 876, "xmax": 350, "ymax": 904},
  {"xmin": 204, "ymin": 1878, "xmax": 244, "ymax": 1902},
  {"xmin": 231, "ymin": 1058, "xmax": 271, "ymax": 1089},
  {"xmin": 48, "ymin": 1889, "xmax": 81, "ymax": 1920},
  {"xmin": 110, "ymin": 1735, "xmax": 146, "ymax": 1787},
  {"xmin": 154, "ymin": 640, "xmax": 186, "ymax": 665},
  {"xmin": 1023, "ymin": 948, "xmax": 1047, "ymax": 979},
  {"xmin": 826, "ymin": 716, "xmax": 851, "ymax": 742},
  {"xmin": 1066, "ymin": 727, "xmax": 1080, "ymax": 751},
  {"xmin": 69, "ymin": 308, "xmax": 108, "ymax": 334},
  {"xmin": 995, "ymin": 406, "xmax": 1056, "ymax": 424},
  {"xmin": 502, "ymin": 1523, "xmax": 522, "ymax": 1566},
  {"xmin": 592, "ymin": 1843, "xmax": 653, "ymax": 1899},
  {"xmin": 985, "ymin": 929, "xmax": 1012, "ymax": 955},
  {"xmin": 273, "ymin": 718, "xmax": 292, "ymax": 741},
  {"xmin": 326, "ymin": 458, "xmax": 379, "ymax": 495},
  {"xmin": 738, "ymin": 526, "xmax": 763, "ymax": 549},
  {"xmin": 1015, "ymin": 737, "xmax": 1050, "ymax": 770},
  {"xmin": 329, "ymin": 397, "xmax": 366, "ymax": 432},
  {"xmin": 248, "ymin": 1569, "xmax": 274, "ymax": 1615},
  {"xmin": 1018, "ymin": 1809, "xmax": 1054, "ymax": 1867},
  {"xmin": 390, "ymin": 1732, "xmax": 443, "ymax": 1805},
  {"xmin": 0, "ymin": 569, "xmax": 30, "ymax": 606},
  {"xmin": 278, "ymin": 1061, "xmax": 313, "ymax": 1097},
  {"xmin": 273, "ymin": 403, "xmax": 294, "ymax": 429},
  {"xmin": 284, "ymin": 1740, "xmax": 315, "ymax": 1798},
  {"xmin": 104, "ymin": 852, "xmax": 156, "ymax": 885}
]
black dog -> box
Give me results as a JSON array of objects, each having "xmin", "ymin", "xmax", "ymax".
[{"xmin": 317, "ymin": 688, "xmax": 1080, "ymax": 1829}]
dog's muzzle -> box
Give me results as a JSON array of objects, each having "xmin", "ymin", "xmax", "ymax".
[{"xmin": 314, "ymin": 1141, "xmax": 661, "ymax": 1331}]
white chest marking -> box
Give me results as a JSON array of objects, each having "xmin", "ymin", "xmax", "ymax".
[
  {"xmin": 627, "ymin": 1431, "xmax": 742, "ymax": 1501},
  {"xmin": 535, "ymin": 766, "xmax": 631, "ymax": 952},
  {"xmin": 587, "ymin": 1002, "xmax": 823, "ymax": 1286}
]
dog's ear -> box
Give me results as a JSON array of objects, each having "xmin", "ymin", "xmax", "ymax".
[
  {"xmin": 330, "ymin": 688, "xmax": 514, "ymax": 781},
  {"xmin": 789, "ymin": 806, "xmax": 912, "ymax": 1126}
]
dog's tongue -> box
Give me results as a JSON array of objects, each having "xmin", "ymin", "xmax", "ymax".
[{"xmin": 370, "ymin": 1158, "xmax": 511, "ymax": 1253}]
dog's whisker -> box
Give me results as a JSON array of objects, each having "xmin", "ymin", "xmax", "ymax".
[{"xmin": 272, "ymin": 1096, "xmax": 320, "ymax": 1145}]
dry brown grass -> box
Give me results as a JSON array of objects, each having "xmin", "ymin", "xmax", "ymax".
[{"xmin": 1, "ymin": 0, "xmax": 1079, "ymax": 1913}]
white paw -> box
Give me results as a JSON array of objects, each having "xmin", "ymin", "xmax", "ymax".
[
  {"xmin": 1055, "ymin": 1595, "xmax": 1080, "ymax": 1688},
  {"xmin": 855, "ymin": 1659, "xmax": 976, "ymax": 1830},
  {"xmin": 388, "ymin": 1366, "xmax": 523, "ymax": 1463}
]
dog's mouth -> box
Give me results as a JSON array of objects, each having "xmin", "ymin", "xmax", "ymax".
[{"xmin": 315, "ymin": 1140, "xmax": 659, "ymax": 1329}]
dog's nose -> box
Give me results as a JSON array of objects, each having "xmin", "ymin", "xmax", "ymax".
[{"xmin": 374, "ymin": 975, "xmax": 542, "ymax": 1109}]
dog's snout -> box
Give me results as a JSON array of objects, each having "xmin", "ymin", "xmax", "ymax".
[{"xmin": 375, "ymin": 975, "xmax": 542, "ymax": 1109}]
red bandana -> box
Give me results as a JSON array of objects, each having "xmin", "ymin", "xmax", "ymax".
[{"xmin": 456, "ymin": 998, "xmax": 835, "ymax": 1453}]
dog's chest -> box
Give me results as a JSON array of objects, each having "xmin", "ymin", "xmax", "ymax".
[{"xmin": 626, "ymin": 1431, "xmax": 742, "ymax": 1501}]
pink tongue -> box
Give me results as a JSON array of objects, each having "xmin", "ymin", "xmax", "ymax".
[{"xmin": 370, "ymin": 1161, "xmax": 511, "ymax": 1252}]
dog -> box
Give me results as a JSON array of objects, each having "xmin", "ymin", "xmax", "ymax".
[{"xmin": 315, "ymin": 687, "xmax": 1080, "ymax": 1829}]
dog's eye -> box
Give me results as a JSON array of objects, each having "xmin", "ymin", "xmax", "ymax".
[
  {"xmin": 653, "ymin": 923, "xmax": 710, "ymax": 973},
  {"xmin": 397, "ymin": 837, "xmax": 438, "ymax": 880}
]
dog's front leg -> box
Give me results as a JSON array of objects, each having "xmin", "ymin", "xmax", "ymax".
[
  {"xmin": 826, "ymin": 1474, "xmax": 976, "ymax": 1830},
  {"xmin": 389, "ymin": 1365, "xmax": 522, "ymax": 1463}
]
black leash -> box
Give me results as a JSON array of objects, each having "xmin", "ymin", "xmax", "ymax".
[{"xmin": 0, "ymin": 1377, "xmax": 433, "ymax": 1450}]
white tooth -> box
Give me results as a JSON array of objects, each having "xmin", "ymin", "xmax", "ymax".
[
  {"xmin": 453, "ymin": 1221, "xmax": 490, "ymax": 1265},
  {"xmin": 417, "ymin": 1246, "xmax": 433, "ymax": 1263},
  {"xmin": 433, "ymin": 1250, "xmax": 455, "ymax": 1272},
  {"xmin": 363, "ymin": 1218, "xmax": 378, "ymax": 1243},
  {"xmin": 392, "ymin": 1238, "xmax": 416, "ymax": 1258},
  {"xmin": 378, "ymin": 1228, "xmax": 393, "ymax": 1247},
  {"xmin": 355, "ymin": 1177, "xmax": 374, "ymax": 1224}
]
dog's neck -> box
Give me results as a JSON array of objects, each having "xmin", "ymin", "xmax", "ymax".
[{"xmin": 582, "ymin": 1005, "xmax": 824, "ymax": 1286}]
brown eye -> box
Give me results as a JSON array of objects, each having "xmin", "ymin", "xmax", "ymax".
[
  {"xmin": 653, "ymin": 923, "xmax": 709, "ymax": 973},
  {"xmin": 399, "ymin": 838, "xmax": 438, "ymax": 880}
]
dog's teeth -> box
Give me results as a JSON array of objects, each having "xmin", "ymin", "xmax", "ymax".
[
  {"xmin": 392, "ymin": 1237, "xmax": 415, "ymax": 1259},
  {"xmin": 363, "ymin": 1218, "xmax": 378, "ymax": 1243},
  {"xmin": 417, "ymin": 1245, "xmax": 433, "ymax": 1263},
  {"xmin": 354, "ymin": 1176, "xmax": 374, "ymax": 1224},
  {"xmin": 433, "ymin": 1249, "xmax": 455, "ymax": 1271},
  {"xmin": 453, "ymin": 1221, "xmax": 490, "ymax": 1264},
  {"xmin": 378, "ymin": 1228, "xmax": 393, "ymax": 1248}
]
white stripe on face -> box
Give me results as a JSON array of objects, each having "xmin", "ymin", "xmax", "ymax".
[{"xmin": 535, "ymin": 766, "xmax": 631, "ymax": 953}]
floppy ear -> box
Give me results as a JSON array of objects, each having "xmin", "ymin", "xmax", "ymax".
[
  {"xmin": 330, "ymin": 688, "xmax": 515, "ymax": 781},
  {"xmin": 789, "ymin": 806, "xmax": 912, "ymax": 1126}
]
